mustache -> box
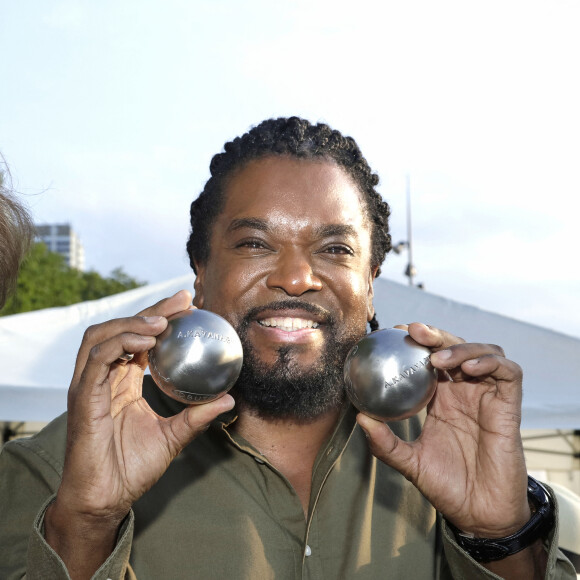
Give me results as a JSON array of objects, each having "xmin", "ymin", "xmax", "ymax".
[{"xmin": 238, "ymin": 300, "xmax": 335, "ymax": 330}]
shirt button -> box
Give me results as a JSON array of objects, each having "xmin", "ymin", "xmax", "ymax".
[
  {"xmin": 305, "ymin": 545, "xmax": 312, "ymax": 557},
  {"xmin": 254, "ymin": 456, "xmax": 265, "ymax": 464}
]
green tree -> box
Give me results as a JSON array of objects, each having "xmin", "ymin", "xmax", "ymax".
[
  {"xmin": 79, "ymin": 267, "xmax": 143, "ymax": 302},
  {"xmin": 0, "ymin": 242, "xmax": 145, "ymax": 316}
]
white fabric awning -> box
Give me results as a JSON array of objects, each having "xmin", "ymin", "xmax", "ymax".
[{"xmin": 1, "ymin": 275, "xmax": 579, "ymax": 428}]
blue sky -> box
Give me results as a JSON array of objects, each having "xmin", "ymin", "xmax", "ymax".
[{"xmin": 1, "ymin": 0, "xmax": 579, "ymax": 337}]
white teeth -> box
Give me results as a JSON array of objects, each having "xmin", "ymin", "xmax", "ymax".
[{"xmin": 259, "ymin": 317, "xmax": 319, "ymax": 331}]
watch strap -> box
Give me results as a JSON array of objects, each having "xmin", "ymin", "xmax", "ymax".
[{"xmin": 447, "ymin": 476, "xmax": 555, "ymax": 563}]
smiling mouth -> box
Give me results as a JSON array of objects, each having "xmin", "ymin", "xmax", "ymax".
[{"xmin": 258, "ymin": 317, "xmax": 320, "ymax": 331}]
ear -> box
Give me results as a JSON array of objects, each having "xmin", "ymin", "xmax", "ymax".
[
  {"xmin": 367, "ymin": 266, "xmax": 379, "ymax": 322},
  {"xmin": 192, "ymin": 261, "xmax": 206, "ymax": 309}
]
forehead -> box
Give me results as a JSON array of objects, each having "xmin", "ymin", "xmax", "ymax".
[{"xmin": 217, "ymin": 156, "xmax": 370, "ymax": 232}]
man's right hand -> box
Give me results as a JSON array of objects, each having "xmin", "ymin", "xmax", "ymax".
[{"xmin": 44, "ymin": 290, "xmax": 235, "ymax": 579}]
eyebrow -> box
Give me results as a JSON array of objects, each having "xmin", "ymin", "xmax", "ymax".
[
  {"xmin": 226, "ymin": 218, "xmax": 359, "ymax": 240},
  {"xmin": 314, "ymin": 224, "xmax": 358, "ymax": 239},
  {"xmin": 227, "ymin": 218, "xmax": 270, "ymax": 233}
]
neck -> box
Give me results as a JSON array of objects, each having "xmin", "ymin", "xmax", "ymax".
[{"xmin": 233, "ymin": 406, "xmax": 342, "ymax": 517}]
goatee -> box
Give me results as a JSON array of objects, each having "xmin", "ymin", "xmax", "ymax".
[{"xmin": 231, "ymin": 301, "xmax": 365, "ymax": 421}]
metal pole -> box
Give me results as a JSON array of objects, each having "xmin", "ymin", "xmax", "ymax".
[{"xmin": 406, "ymin": 175, "xmax": 415, "ymax": 286}]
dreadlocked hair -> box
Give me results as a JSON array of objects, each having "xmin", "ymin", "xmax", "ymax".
[
  {"xmin": 186, "ymin": 117, "xmax": 392, "ymax": 329},
  {"xmin": 188, "ymin": 116, "xmax": 391, "ymax": 271}
]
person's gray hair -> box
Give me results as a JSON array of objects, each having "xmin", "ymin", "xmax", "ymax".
[{"xmin": 0, "ymin": 156, "xmax": 34, "ymax": 309}]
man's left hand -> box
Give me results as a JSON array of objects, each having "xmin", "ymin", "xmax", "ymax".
[{"xmin": 357, "ymin": 322, "xmax": 532, "ymax": 538}]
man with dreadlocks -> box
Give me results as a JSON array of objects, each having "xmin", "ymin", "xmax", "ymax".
[{"xmin": 0, "ymin": 118, "xmax": 575, "ymax": 579}]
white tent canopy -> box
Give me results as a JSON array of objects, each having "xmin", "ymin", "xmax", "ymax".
[{"xmin": 1, "ymin": 275, "xmax": 579, "ymax": 428}]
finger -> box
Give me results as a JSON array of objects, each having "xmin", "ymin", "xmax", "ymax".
[
  {"xmin": 458, "ymin": 355, "xmax": 524, "ymax": 422},
  {"xmin": 461, "ymin": 354, "xmax": 523, "ymax": 386},
  {"xmin": 115, "ymin": 352, "xmax": 135, "ymax": 365},
  {"xmin": 78, "ymin": 290, "xmax": 192, "ymax": 357},
  {"xmin": 430, "ymin": 343, "xmax": 506, "ymax": 369},
  {"xmin": 70, "ymin": 333, "xmax": 157, "ymax": 414},
  {"xmin": 137, "ymin": 289, "xmax": 193, "ymax": 318},
  {"xmin": 73, "ymin": 291, "xmax": 193, "ymax": 380},
  {"xmin": 356, "ymin": 413, "xmax": 418, "ymax": 482},
  {"xmin": 72, "ymin": 316, "xmax": 167, "ymax": 385},
  {"xmin": 405, "ymin": 323, "xmax": 466, "ymax": 351},
  {"xmin": 162, "ymin": 394, "xmax": 236, "ymax": 454}
]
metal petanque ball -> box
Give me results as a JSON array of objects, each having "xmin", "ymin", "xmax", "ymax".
[
  {"xmin": 149, "ymin": 309, "xmax": 243, "ymax": 404},
  {"xmin": 344, "ymin": 328, "xmax": 437, "ymax": 422}
]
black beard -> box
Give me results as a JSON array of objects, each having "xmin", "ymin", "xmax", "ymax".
[{"xmin": 231, "ymin": 300, "xmax": 365, "ymax": 421}]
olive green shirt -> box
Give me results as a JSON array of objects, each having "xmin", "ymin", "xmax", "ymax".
[{"xmin": 0, "ymin": 378, "xmax": 575, "ymax": 579}]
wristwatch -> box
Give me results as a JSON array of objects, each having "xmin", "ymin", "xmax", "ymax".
[{"xmin": 447, "ymin": 476, "xmax": 555, "ymax": 563}]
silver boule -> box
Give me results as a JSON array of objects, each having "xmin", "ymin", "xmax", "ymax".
[
  {"xmin": 149, "ymin": 309, "xmax": 243, "ymax": 404},
  {"xmin": 344, "ymin": 328, "xmax": 437, "ymax": 421}
]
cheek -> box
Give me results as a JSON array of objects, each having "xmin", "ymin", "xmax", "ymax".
[
  {"xmin": 331, "ymin": 270, "xmax": 371, "ymax": 320},
  {"xmin": 232, "ymin": 265, "xmax": 268, "ymax": 293},
  {"xmin": 200, "ymin": 264, "xmax": 266, "ymax": 321}
]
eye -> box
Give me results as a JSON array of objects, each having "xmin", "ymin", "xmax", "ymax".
[
  {"xmin": 234, "ymin": 238, "xmax": 271, "ymax": 252},
  {"xmin": 323, "ymin": 245, "xmax": 354, "ymax": 255},
  {"xmin": 237, "ymin": 240, "xmax": 265, "ymax": 249}
]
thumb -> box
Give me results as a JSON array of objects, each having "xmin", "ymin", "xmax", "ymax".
[
  {"xmin": 163, "ymin": 394, "xmax": 235, "ymax": 454},
  {"xmin": 357, "ymin": 413, "xmax": 418, "ymax": 482}
]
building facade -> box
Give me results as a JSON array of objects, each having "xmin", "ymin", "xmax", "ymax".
[{"xmin": 35, "ymin": 223, "xmax": 85, "ymax": 271}]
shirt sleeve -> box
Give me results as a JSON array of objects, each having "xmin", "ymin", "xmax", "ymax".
[
  {"xmin": 440, "ymin": 492, "xmax": 577, "ymax": 579},
  {"xmin": 0, "ymin": 432, "xmax": 136, "ymax": 580},
  {"xmin": 25, "ymin": 496, "xmax": 136, "ymax": 580}
]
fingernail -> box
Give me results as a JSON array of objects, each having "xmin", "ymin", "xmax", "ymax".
[
  {"xmin": 143, "ymin": 316, "xmax": 163, "ymax": 323},
  {"xmin": 172, "ymin": 289, "xmax": 191, "ymax": 299},
  {"xmin": 356, "ymin": 414, "xmax": 372, "ymax": 438},
  {"xmin": 433, "ymin": 349, "xmax": 452, "ymax": 362}
]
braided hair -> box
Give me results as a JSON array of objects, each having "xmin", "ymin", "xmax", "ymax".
[{"xmin": 187, "ymin": 117, "xmax": 391, "ymax": 331}]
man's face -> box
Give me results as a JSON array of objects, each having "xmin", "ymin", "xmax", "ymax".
[{"xmin": 193, "ymin": 156, "xmax": 377, "ymax": 419}]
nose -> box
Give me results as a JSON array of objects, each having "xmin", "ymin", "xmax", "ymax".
[{"xmin": 266, "ymin": 249, "xmax": 323, "ymax": 296}]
